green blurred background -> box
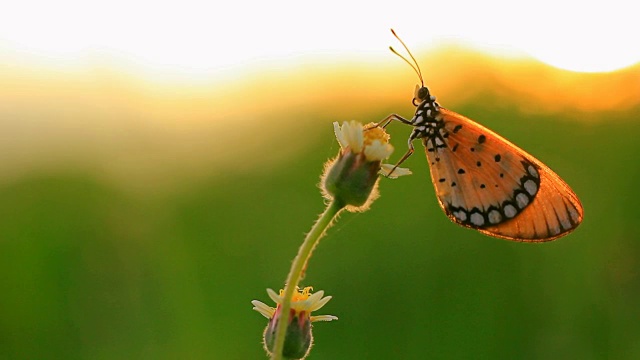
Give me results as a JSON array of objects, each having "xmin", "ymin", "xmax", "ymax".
[{"xmin": 1, "ymin": 52, "xmax": 640, "ymax": 359}]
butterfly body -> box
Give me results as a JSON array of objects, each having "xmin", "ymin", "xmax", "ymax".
[{"xmin": 386, "ymin": 29, "xmax": 583, "ymax": 241}]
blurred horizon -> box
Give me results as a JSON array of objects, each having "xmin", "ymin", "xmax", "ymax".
[{"xmin": 2, "ymin": 44, "xmax": 640, "ymax": 195}]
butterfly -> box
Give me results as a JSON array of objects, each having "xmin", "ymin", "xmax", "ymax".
[{"xmin": 380, "ymin": 29, "xmax": 584, "ymax": 242}]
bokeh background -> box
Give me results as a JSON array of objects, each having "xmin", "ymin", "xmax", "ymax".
[{"xmin": 1, "ymin": 1, "xmax": 640, "ymax": 359}]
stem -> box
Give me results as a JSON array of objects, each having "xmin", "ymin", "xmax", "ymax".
[{"xmin": 271, "ymin": 200, "xmax": 344, "ymax": 360}]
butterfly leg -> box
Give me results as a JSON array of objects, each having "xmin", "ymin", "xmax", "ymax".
[
  {"xmin": 385, "ymin": 138, "xmax": 415, "ymax": 177},
  {"xmin": 377, "ymin": 113, "xmax": 412, "ymax": 128}
]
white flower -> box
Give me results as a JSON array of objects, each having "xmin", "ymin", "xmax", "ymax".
[
  {"xmin": 333, "ymin": 121, "xmax": 410, "ymax": 171},
  {"xmin": 251, "ymin": 287, "xmax": 338, "ymax": 323},
  {"xmin": 323, "ymin": 121, "xmax": 411, "ymax": 212}
]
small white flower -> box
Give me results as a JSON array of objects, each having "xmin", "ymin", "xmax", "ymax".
[
  {"xmin": 324, "ymin": 121, "xmax": 411, "ymax": 212},
  {"xmin": 251, "ymin": 287, "xmax": 338, "ymax": 323},
  {"xmin": 332, "ymin": 121, "xmax": 411, "ymax": 173}
]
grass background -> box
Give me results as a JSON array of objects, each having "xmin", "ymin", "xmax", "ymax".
[{"xmin": 0, "ymin": 57, "xmax": 639, "ymax": 359}]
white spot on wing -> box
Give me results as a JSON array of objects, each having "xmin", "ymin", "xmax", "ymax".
[
  {"xmin": 504, "ymin": 204, "xmax": 517, "ymax": 218},
  {"xmin": 453, "ymin": 210, "xmax": 467, "ymax": 222},
  {"xmin": 516, "ymin": 193, "xmax": 529, "ymax": 209},
  {"xmin": 435, "ymin": 137, "xmax": 444, "ymax": 146},
  {"xmin": 488, "ymin": 210, "xmax": 502, "ymax": 224},
  {"xmin": 528, "ymin": 165, "xmax": 539, "ymax": 178},
  {"xmin": 470, "ymin": 213, "xmax": 484, "ymax": 226},
  {"xmin": 524, "ymin": 179, "xmax": 538, "ymax": 196}
]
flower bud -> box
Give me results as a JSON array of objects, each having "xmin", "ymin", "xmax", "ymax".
[
  {"xmin": 252, "ymin": 287, "xmax": 337, "ymax": 359},
  {"xmin": 322, "ymin": 121, "xmax": 410, "ymax": 212}
]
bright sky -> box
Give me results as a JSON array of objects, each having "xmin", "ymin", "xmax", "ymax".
[{"xmin": 0, "ymin": 0, "xmax": 638, "ymax": 77}]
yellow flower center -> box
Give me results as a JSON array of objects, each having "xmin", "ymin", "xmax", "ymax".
[
  {"xmin": 279, "ymin": 286, "xmax": 314, "ymax": 302},
  {"xmin": 362, "ymin": 123, "xmax": 390, "ymax": 147}
]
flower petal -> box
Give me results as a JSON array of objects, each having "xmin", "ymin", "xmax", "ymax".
[
  {"xmin": 310, "ymin": 315, "xmax": 339, "ymax": 322},
  {"xmin": 363, "ymin": 140, "xmax": 394, "ymax": 161},
  {"xmin": 333, "ymin": 122, "xmax": 348, "ymax": 149},
  {"xmin": 342, "ymin": 121, "xmax": 364, "ymax": 153},
  {"xmin": 266, "ymin": 288, "xmax": 281, "ymax": 304},
  {"xmin": 308, "ymin": 295, "xmax": 332, "ymax": 312},
  {"xmin": 251, "ymin": 300, "xmax": 275, "ymax": 319},
  {"xmin": 305, "ymin": 290, "xmax": 325, "ymax": 304},
  {"xmin": 379, "ymin": 164, "xmax": 412, "ymax": 179}
]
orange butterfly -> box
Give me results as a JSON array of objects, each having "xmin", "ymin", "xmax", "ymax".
[{"xmin": 381, "ymin": 30, "xmax": 583, "ymax": 242}]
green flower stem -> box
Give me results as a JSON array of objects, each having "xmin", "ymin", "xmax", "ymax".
[{"xmin": 271, "ymin": 199, "xmax": 344, "ymax": 360}]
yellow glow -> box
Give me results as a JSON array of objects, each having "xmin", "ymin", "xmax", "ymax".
[
  {"xmin": 1, "ymin": 0, "xmax": 638, "ymax": 77},
  {"xmin": 1, "ymin": 1, "xmax": 638, "ymax": 197}
]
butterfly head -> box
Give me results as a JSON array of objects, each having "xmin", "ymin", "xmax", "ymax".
[{"xmin": 413, "ymin": 85, "xmax": 431, "ymax": 106}]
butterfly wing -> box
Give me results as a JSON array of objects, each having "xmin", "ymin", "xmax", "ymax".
[{"xmin": 424, "ymin": 108, "xmax": 583, "ymax": 242}]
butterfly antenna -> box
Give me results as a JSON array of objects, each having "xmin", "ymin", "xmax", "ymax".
[{"xmin": 389, "ymin": 29, "xmax": 424, "ymax": 87}]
